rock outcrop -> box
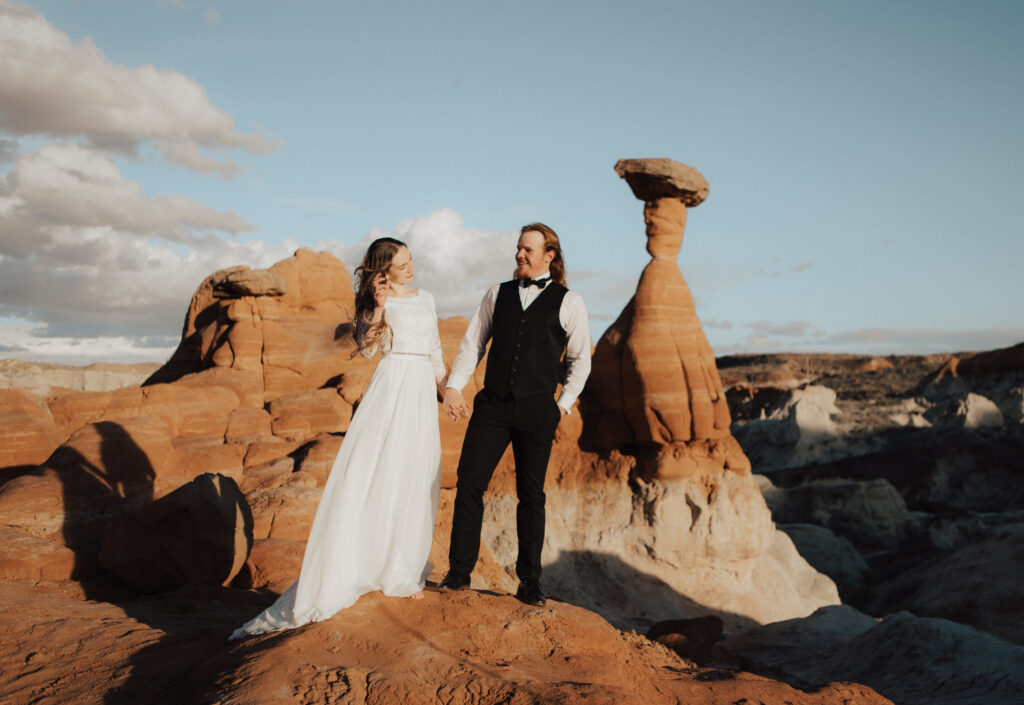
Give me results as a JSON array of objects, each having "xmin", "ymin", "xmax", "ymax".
[
  {"xmin": 0, "ymin": 194, "xmax": 872, "ymax": 702},
  {"xmin": 720, "ymin": 605, "xmax": 1024, "ymax": 705},
  {"xmin": 866, "ymin": 533, "xmax": 1024, "ymax": 646},
  {"xmin": 0, "ymin": 389, "xmax": 63, "ymax": 478},
  {"xmin": 732, "ymin": 385, "xmax": 847, "ymax": 470},
  {"xmin": 0, "ymin": 579, "xmax": 892, "ymax": 705},
  {"xmin": 145, "ymin": 248, "xmax": 370, "ymax": 402},
  {"xmin": 585, "ymin": 158, "xmax": 745, "ymax": 478}
]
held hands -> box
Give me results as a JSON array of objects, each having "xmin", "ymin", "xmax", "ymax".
[{"xmin": 443, "ymin": 387, "xmax": 470, "ymax": 422}]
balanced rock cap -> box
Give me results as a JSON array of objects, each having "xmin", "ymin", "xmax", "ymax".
[{"xmin": 614, "ymin": 158, "xmax": 709, "ymax": 206}]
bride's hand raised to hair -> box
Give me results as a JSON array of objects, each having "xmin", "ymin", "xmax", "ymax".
[{"xmin": 371, "ymin": 273, "xmax": 389, "ymax": 320}]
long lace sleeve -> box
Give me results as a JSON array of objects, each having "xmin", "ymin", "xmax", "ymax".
[
  {"xmin": 355, "ymin": 319, "xmax": 379, "ymax": 359},
  {"xmin": 421, "ymin": 291, "xmax": 446, "ymax": 382},
  {"xmin": 429, "ymin": 324, "xmax": 446, "ymax": 382}
]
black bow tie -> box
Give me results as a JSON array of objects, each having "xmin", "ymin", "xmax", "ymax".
[{"xmin": 520, "ymin": 277, "xmax": 549, "ymax": 288}]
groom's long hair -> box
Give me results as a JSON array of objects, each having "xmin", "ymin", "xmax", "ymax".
[{"xmin": 520, "ymin": 222, "xmax": 566, "ymax": 287}]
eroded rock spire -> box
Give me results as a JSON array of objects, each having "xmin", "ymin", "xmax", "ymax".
[{"xmin": 585, "ymin": 158, "xmax": 748, "ymax": 478}]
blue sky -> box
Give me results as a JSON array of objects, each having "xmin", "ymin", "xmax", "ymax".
[{"xmin": 1, "ymin": 0, "xmax": 1022, "ymax": 364}]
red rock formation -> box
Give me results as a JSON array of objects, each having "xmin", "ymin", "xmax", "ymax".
[
  {"xmin": 145, "ymin": 248, "xmax": 365, "ymax": 402},
  {"xmin": 585, "ymin": 159, "xmax": 747, "ymax": 478},
  {"xmin": 0, "ymin": 389, "xmax": 63, "ymax": 480},
  {"xmin": 938, "ymin": 341, "xmax": 1024, "ymax": 377}
]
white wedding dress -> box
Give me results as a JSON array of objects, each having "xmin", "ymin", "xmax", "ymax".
[{"xmin": 231, "ymin": 290, "xmax": 445, "ymax": 639}]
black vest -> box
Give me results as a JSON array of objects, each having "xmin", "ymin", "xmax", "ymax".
[{"xmin": 483, "ymin": 280, "xmax": 568, "ymax": 399}]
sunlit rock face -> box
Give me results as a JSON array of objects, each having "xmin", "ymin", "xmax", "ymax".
[{"xmin": 584, "ymin": 159, "xmax": 746, "ymax": 479}]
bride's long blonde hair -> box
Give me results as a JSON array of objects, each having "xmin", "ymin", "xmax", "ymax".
[{"xmin": 352, "ymin": 237, "xmax": 406, "ymax": 354}]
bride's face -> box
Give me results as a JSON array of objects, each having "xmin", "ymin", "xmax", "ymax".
[{"xmin": 387, "ymin": 246, "xmax": 414, "ymax": 286}]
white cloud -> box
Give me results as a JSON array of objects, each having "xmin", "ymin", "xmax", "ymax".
[
  {"xmin": 708, "ymin": 325, "xmax": 1024, "ymax": 357},
  {"xmin": 0, "ymin": 143, "xmax": 300, "ymax": 349},
  {"xmin": 747, "ymin": 319, "xmax": 812, "ymax": 337},
  {"xmin": 0, "ymin": 319, "xmax": 177, "ymax": 365},
  {"xmin": 820, "ymin": 327, "xmax": 1024, "ymax": 354},
  {"xmin": 0, "ymin": 138, "xmax": 16, "ymax": 163},
  {"xmin": 315, "ymin": 208, "xmax": 520, "ymax": 318},
  {"xmin": 0, "ymin": 143, "xmax": 253, "ymax": 257},
  {"xmin": 0, "ymin": 1, "xmax": 276, "ymax": 175}
]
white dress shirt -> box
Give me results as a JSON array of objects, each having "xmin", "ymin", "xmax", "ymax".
[{"xmin": 447, "ymin": 275, "xmax": 592, "ymax": 413}]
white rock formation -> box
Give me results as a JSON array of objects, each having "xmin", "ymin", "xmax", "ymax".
[
  {"xmin": 721, "ymin": 606, "xmax": 1024, "ymax": 705},
  {"xmin": 480, "ymin": 471, "xmax": 840, "ymax": 632},
  {"xmin": 0, "ymin": 359, "xmax": 160, "ymax": 396},
  {"xmin": 732, "ymin": 385, "xmax": 847, "ymax": 470},
  {"xmin": 761, "ymin": 477, "xmax": 910, "ymax": 549}
]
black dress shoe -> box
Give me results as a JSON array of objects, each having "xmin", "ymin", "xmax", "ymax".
[
  {"xmin": 437, "ymin": 570, "xmax": 471, "ymax": 591},
  {"xmin": 515, "ymin": 579, "xmax": 546, "ymax": 606}
]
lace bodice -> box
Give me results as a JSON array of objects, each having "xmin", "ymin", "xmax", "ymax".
[{"xmin": 359, "ymin": 289, "xmax": 446, "ymax": 381}]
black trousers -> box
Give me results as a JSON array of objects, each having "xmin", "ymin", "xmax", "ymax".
[{"xmin": 448, "ymin": 388, "xmax": 562, "ymax": 581}]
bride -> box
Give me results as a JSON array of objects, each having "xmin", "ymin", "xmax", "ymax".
[{"xmin": 231, "ymin": 237, "xmax": 448, "ymax": 639}]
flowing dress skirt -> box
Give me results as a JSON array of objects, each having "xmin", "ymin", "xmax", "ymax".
[{"xmin": 231, "ymin": 352, "xmax": 441, "ymax": 638}]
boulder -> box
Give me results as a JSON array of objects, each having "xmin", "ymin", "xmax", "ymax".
[
  {"xmin": 99, "ymin": 473, "xmax": 253, "ymax": 593},
  {"xmin": 646, "ymin": 615, "xmax": 724, "ymax": 663},
  {"xmin": 764, "ymin": 478, "xmax": 910, "ymax": 550},
  {"xmin": 925, "ymin": 392, "xmax": 1004, "ymax": 428},
  {"xmin": 266, "ymin": 388, "xmax": 352, "ymax": 442},
  {"xmin": 778, "ymin": 523, "xmax": 870, "ymax": 601},
  {"xmin": 614, "ymin": 158, "xmax": 710, "ymax": 205},
  {"xmin": 225, "ymin": 407, "xmax": 274, "ymax": 444},
  {"xmin": 732, "ymin": 385, "xmax": 846, "ymax": 471},
  {"xmin": 246, "ymin": 485, "xmax": 322, "ymax": 541},
  {"xmin": 0, "ymin": 389, "xmax": 64, "ymax": 477}
]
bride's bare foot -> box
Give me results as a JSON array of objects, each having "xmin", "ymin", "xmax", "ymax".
[{"xmin": 408, "ymin": 590, "xmax": 425, "ymax": 600}]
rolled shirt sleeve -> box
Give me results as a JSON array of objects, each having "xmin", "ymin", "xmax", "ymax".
[
  {"xmin": 446, "ymin": 284, "xmax": 500, "ymax": 392},
  {"xmin": 556, "ymin": 291, "xmax": 591, "ymax": 413}
]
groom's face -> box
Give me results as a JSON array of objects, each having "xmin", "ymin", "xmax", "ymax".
[{"xmin": 515, "ymin": 230, "xmax": 553, "ymax": 279}]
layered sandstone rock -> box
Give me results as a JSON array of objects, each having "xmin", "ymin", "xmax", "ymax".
[
  {"xmin": 145, "ymin": 249, "xmax": 364, "ymax": 402},
  {"xmin": 585, "ymin": 159, "xmax": 744, "ymax": 478},
  {"xmin": 0, "ymin": 389, "xmax": 63, "ymax": 476}
]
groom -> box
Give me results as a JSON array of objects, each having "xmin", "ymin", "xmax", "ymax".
[{"xmin": 439, "ymin": 223, "xmax": 591, "ymax": 605}]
